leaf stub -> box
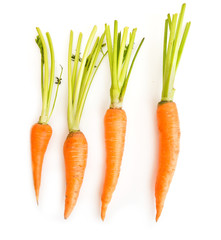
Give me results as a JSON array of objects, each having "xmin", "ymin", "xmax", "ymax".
[{"xmin": 35, "ymin": 35, "xmax": 44, "ymax": 64}]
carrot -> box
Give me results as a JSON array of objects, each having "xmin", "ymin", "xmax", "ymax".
[
  {"xmin": 155, "ymin": 4, "xmax": 191, "ymax": 221},
  {"xmin": 101, "ymin": 108, "xmax": 127, "ymax": 220},
  {"xmin": 31, "ymin": 123, "xmax": 52, "ymax": 203},
  {"xmin": 31, "ymin": 28, "xmax": 63, "ymax": 203},
  {"xmin": 101, "ymin": 20, "xmax": 144, "ymax": 220},
  {"xmin": 63, "ymin": 27, "xmax": 106, "ymax": 219},
  {"xmin": 155, "ymin": 102, "xmax": 180, "ymax": 221},
  {"xmin": 63, "ymin": 131, "xmax": 87, "ymax": 219}
]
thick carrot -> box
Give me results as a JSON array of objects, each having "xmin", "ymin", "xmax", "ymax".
[
  {"xmin": 155, "ymin": 102, "xmax": 180, "ymax": 221},
  {"xmin": 155, "ymin": 4, "xmax": 190, "ymax": 221},
  {"xmin": 101, "ymin": 21, "xmax": 144, "ymax": 220},
  {"xmin": 63, "ymin": 131, "xmax": 88, "ymax": 219},
  {"xmin": 31, "ymin": 28, "xmax": 62, "ymax": 203},
  {"xmin": 31, "ymin": 123, "xmax": 52, "ymax": 203},
  {"xmin": 101, "ymin": 108, "xmax": 127, "ymax": 220},
  {"xmin": 64, "ymin": 27, "xmax": 105, "ymax": 218}
]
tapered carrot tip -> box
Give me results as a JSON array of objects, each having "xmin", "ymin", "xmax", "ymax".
[
  {"xmin": 34, "ymin": 187, "xmax": 39, "ymax": 205},
  {"xmin": 101, "ymin": 203, "xmax": 108, "ymax": 221},
  {"xmin": 156, "ymin": 207, "xmax": 163, "ymax": 222},
  {"xmin": 156, "ymin": 209, "xmax": 162, "ymax": 222},
  {"xmin": 36, "ymin": 194, "xmax": 39, "ymax": 206},
  {"xmin": 64, "ymin": 207, "xmax": 72, "ymax": 220}
]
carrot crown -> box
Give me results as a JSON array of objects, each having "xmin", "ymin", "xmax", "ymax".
[
  {"xmin": 105, "ymin": 20, "xmax": 144, "ymax": 108},
  {"xmin": 36, "ymin": 28, "xmax": 63, "ymax": 124},
  {"xmin": 67, "ymin": 26, "xmax": 106, "ymax": 132},
  {"xmin": 161, "ymin": 3, "xmax": 191, "ymax": 102}
]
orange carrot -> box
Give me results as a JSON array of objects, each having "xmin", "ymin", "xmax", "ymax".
[
  {"xmin": 101, "ymin": 108, "xmax": 127, "ymax": 220},
  {"xmin": 31, "ymin": 123, "xmax": 52, "ymax": 203},
  {"xmin": 101, "ymin": 21, "xmax": 144, "ymax": 220},
  {"xmin": 31, "ymin": 28, "xmax": 62, "ymax": 203},
  {"xmin": 64, "ymin": 27, "xmax": 105, "ymax": 218},
  {"xmin": 155, "ymin": 4, "xmax": 190, "ymax": 221},
  {"xmin": 63, "ymin": 131, "xmax": 88, "ymax": 219},
  {"xmin": 155, "ymin": 102, "xmax": 180, "ymax": 221}
]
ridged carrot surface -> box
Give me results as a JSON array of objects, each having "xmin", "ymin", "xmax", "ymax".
[
  {"xmin": 63, "ymin": 131, "xmax": 88, "ymax": 219},
  {"xmin": 31, "ymin": 123, "xmax": 52, "ymax": 203},
  {"xmin": 101, "ymin": 108, "xmax": 127, "ymax": 220},
  {"xmin": 155, "ymin": 102, "xmax": 180, "ymax": 221}
]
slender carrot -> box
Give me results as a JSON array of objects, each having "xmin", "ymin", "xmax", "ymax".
[
  {"xmin": 63, "ymin": 27, "xmax": 106, "ymax": 219},
  {"xmin": 155, "ymin": 3, "xmax": 191, "ymax": 221},
  {"xmin": 31, "ymin": 123, "xmax": 52, "ymax": 203},
  {"xmin": 101, "ymin": 108, "xmax": 127, "ymax": 220},
  {"xmin": 31, "ymin": 28, "xmax": 62, "ymax": 203},
  {"xmin": 101, "ymin": 20, "xmax": 144, "ymax": 220},
  {"xmin": 63, "ymin": 131, "xmax": 87, "ymax": 219},
  {"xmin": 156, "ymin": 102, "xmax": 180, "ymax": 221}
]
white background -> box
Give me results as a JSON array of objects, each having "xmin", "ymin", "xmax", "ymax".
[{"xmin": 0, "ymin": 0, "xmax": 220, "ymax": 239}]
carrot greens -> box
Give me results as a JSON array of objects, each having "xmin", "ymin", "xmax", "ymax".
[
  {"xmin": 35, "ymin": 28, "xmax": 62, "ymax": 124},
  {"xmin": 105, "ymin": 20, "xmax": 144, "ymax": 108},
  {"xmin": 67, "ymin": 26, "xmax": 106, "ymax": 132},
  {"xmin": 161, "ymin": 3, "xmax": 191, "ymax": 102}
]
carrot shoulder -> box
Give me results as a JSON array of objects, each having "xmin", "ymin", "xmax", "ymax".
[
  {"xmin": 155, "ymin": 102, "xmax": 180, "ymax": 221},
  {"xmin": 101, "ymin": 108, "xmax": 127, "ymax": 220}
]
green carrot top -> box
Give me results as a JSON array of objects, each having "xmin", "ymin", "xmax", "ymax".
[
  {"xmin": 35, "ymin": 28, "xmax": 63, "ymax": 124},
  {"xmin": 67, "ymin": 26, "xmax": 106, "ymax": 132},
  {"xmin": 105, "ymin": 20, "xmax": 144, "ymax": 108},
  {"xmin": 161, "ymin": 3, "xmax": 191, "ymax": 102}
]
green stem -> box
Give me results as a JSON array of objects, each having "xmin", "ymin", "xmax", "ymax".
[
  {"xmin": 76, "ymin": 33, "xmax": 106, "ymax": 122},
  {"xmin": 41, "ymin": 60, "xmax": 44, "ymax": 102},
  {"xmin": 71, "ymin": 33, "xmax": 82, "ymax": 103},
  {"xmin": 117, "ymin": 27, "xmax": 129, "ymax": 79},
  {"xmin": 36, "ymin": 27, "xmax": 49, "ymax": 124},
  {"xmin": 46, "ymin": 32, "xmax": 55, "ymax": 116},
  {"xmin": 68, "ymin": 30, "xmax": 74, "ymax": 131},
  {"xmin": 167, "ymin": 14, "xmax": 172, "ymax": 31},
  {"xmin": 78, "ymin": 37, "xmax": 99, "ymax": 100},
  {"xmin": 120, "ymin": 37, "xmax": 144, "ymax": 102},
  {"xmin": 112, "ymin": 20, "xmax": 119, "ymax": 93},
  {"xmin": 117, "ymin": 32, "xmax": 121, "ymax": 62},
  {"xmin": 163, "ymin": 19, "xmax": 169, "ymax": 76},
  {"xmin": 48, "ymin": 66, "xmax": 63, "ymax": 121},
  {"xmin": 118, "ymin": 28, "xmax": 137, "ymax": 91},
  {"xmin": 105, "ymin": 24, "xmax": 113, "ymax": 81},
  {"xmin": 176, "ymin": 21, "xmax": 191, "ymax": 70}
]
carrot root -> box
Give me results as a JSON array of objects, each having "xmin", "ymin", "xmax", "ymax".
[
  {"xmin": 101, "ymin": 108, "xmax": 127, "ymax": 220},
  {"xmin": 63, "ymin": 131, "xmax": 88, "ymax": 219},
  {"xmin": 155, "ymin": 102, "xmax": 180, "ymax": 221},
  {"xmin": 31, "ymin": 123, "xmax": 52, "ymax": 204}
]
